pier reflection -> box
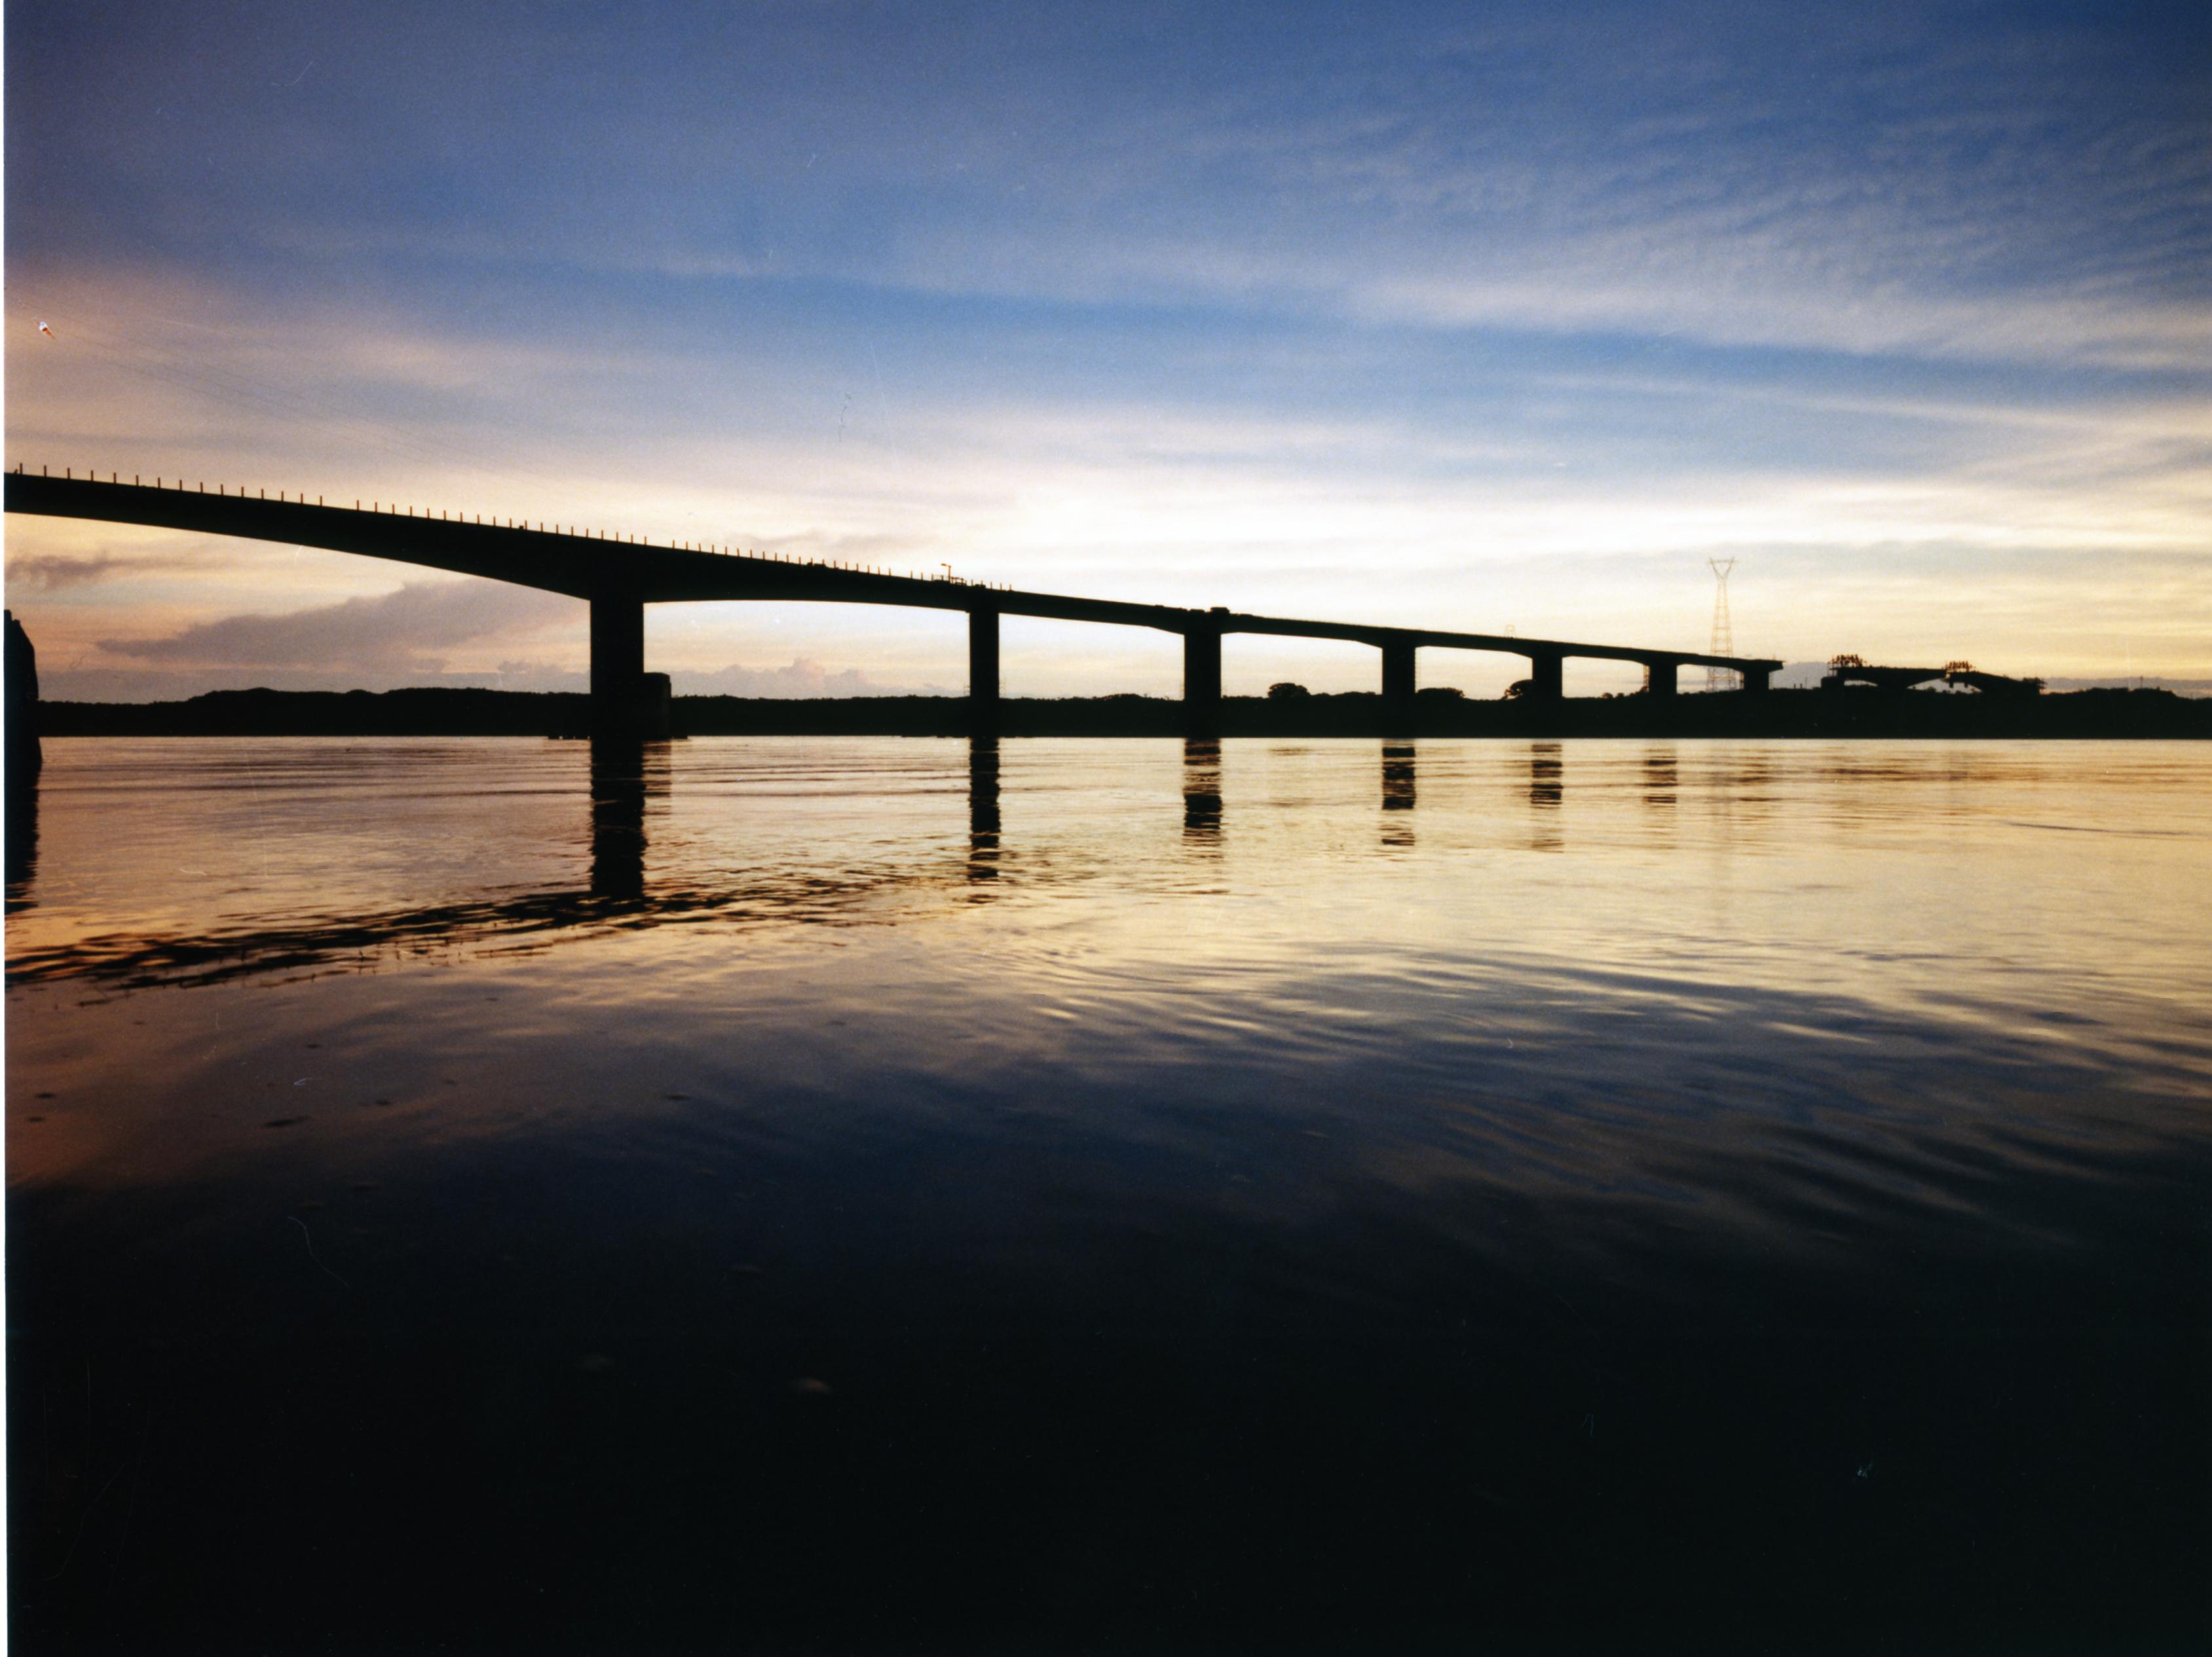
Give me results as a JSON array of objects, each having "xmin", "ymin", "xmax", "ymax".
[
  {"xmin": 1529, "ymin": 743, "xmax": 1563, "ymax": 809},
  {"xmin": 5, "ymin": 774, "xmax": 37, "ymax": 917},
  {"xmin": 16, "ymin": 737, "xmax": 1831, "ymax": 992},
  {"xmin": 1529, "ymin": 742, "xmax": 1564, "ymax": 852},
  {"xmin": 1182, "ymin": 739, "xmax": 1222, "ymax": 846},
  {"xmin": 9, "ymin": 741, "xmax": 1007, "ymax": 993},
  {"xmin": 968, "ymin": 737, "xmax": 1002, "ymax": 882},
  {"xmin": 1382, "ymin": 743, "xmax": 1416, "ymax": 810},
  {"xmin": 589, "ymin": 737, "xmax": 671, "ymax": 900},
  {"xmin": 1381, "ymin": 741, "xmax": 1416, "ymax": 847}
]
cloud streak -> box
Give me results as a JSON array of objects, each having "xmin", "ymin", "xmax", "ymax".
[
  {"xmin": 10, "ymin": 553, "xmax": 159, "ymax": 590},
  {"xmin": 678, "ymin": 659, "xmax": 954, "ymax": 698},
  {"xmin": 14, "ymin": 3, "xmax": 2208, "ymax": 368},
  {"xmin": 103, "ymin": 580, "xmax": 574, "ymax": 671}
]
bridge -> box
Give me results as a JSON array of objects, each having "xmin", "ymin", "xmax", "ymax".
[{"xmin": 5, "ymin": 466, "xmax": 1784, "ymax": 737}]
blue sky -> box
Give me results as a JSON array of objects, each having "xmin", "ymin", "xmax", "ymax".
[{"xmin": 7, "ymin": 0, "xmax": 2207, "ymax": 698}]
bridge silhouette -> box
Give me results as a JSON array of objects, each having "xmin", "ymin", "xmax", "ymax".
[{"xmin": 6, "ymin": 467, "xmax": 1783, "ymax": 736}]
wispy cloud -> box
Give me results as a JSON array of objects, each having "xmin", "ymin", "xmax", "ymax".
[
  {"xmin": 10, "ymin": 553, "xmax": 163, "ymax": 590},
  {"xmin": 681, "ymin": 658, "xmax": 953, "ymax": 698},
  {"xmin": 16, "ymin": 3, "xmax": 2207, "ymax": 369},
  {"xmin": 103, "ymin": 580, "xmax": 574, "ymax": 671}
]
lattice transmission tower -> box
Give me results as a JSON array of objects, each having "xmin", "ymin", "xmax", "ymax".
[{"xmin": 1706, "ymin": 558, "xmax": 1739, "ymax": 692}]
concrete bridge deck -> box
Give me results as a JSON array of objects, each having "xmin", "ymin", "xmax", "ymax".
[{"xmin": 6, "ymin": 467, "xmax": 1784, "ymax": 734}]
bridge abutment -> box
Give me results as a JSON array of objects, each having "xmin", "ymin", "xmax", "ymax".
[{"xmin": 969, "ymin": 605, "xmax": 1000, "ymax": 736}]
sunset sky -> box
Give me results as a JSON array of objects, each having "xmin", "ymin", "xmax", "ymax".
[{"xmin": 6, "ymin": 0, "xmax": 2207, "ymax": 700}]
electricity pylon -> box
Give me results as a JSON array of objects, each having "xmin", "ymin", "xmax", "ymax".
[{"xmin": 1706, "ymin": 558, "xmax": 1738, "ymax": 692}]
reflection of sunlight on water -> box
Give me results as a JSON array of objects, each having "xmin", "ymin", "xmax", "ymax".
[
  {"xmin": 10, "ymin": 735, "xmax": 2209, "ymax": 1205},
  {"xmin": 11, "ymin": 736, "xmax": 2212, "ymax": 1013}
]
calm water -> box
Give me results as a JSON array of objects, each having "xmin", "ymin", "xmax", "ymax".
[{"xmin": 8, "ymin": 737, "xmax": 2209, "ymax": 1653}]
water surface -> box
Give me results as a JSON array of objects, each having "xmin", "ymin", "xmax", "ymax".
[{"xmin": 9, "ymin": 737, "xmax": 2209, "ymax": 1652}]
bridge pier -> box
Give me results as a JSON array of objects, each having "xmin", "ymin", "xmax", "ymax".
[
  {"xmin": 590, "ymin": 591, "xmax": 670, "ymax": 739},
  {"xmin": 1741, "ymin": 664, "xmax": 1771, "ymax": 693},
  {"xmin": 1381, "ymin": 640, "xmax": 1417, "ymax": 732},
  {"xmin": 1524, "ymin": 651, "xmax": 1564, "ymax": 700},
  {"xmin": 1643, "ymin": 661, "xmax": 1677, "ymax": 697},
  {"xmin": 1184, "ymin": 624, "xmax": 1223, "ymax": 739},
  {"xmin": 969, "ymin": 605, "xmax": 1000, "ymax": 737}
]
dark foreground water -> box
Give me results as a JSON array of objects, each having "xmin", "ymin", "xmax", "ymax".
[{"xmin": 7, "ymin": 737, "xmax": 2209, "ymax": 1654}]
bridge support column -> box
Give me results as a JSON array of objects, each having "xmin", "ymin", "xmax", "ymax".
[
  {"xmin": 590, "ymin": 590, "xmax": 668, "ymax": 739},
  {"xmin": 1524, "ymin": 652, "xmax": 1563, "ymax": 700},
  {"xmin": 1741, "ymin": 665, "xmax": 1771, "ymax": 693},
  {"xmin": 969, "ymin": 605, "xmax": 1000, "ymax": 736},
  {"xmin": 1184, "ymin": 624, "xmax": 1222, "ymax": 739},
  {"xmin": 1643, "ymin": 661, "xmax": 1677, "ymax": 697},
  {"xmin": 1381, "ymin": 640, "xmax": 1417, "ymax": 732}
]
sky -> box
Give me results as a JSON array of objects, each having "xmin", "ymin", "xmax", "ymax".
[{"xmin": 5, "ymin": 0, "xmax": 2208, "ymax": 701}]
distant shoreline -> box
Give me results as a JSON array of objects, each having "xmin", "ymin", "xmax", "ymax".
[{"xmin": 33, "ymin": 685, "xmax": 2211, "ymax": 739}]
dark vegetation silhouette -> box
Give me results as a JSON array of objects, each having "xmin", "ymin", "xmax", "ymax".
[
  {"xmin": 6, "ymin": 609, "xmax": 42, "ymax": 780},
  {"xmin": 5, "ymin": 610, "xmax": 42, "ymax": 916}
]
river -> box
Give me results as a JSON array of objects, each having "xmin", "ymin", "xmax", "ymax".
[{"xmin": 8, "ymin": 736, "xmax": 2208, "ymax": 1652}]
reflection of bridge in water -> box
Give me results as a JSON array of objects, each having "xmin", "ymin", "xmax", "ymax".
[
  {"xmin": 7, "ymin": 738, "xmax": 1588, "ymax": 989},
  {"xmin": 8, "ymin": 739, "xmax": 992, "ymax": 989},
  {"xmin": 6, "ymin": 470, "xmax": 1784, "ymax": 737}
]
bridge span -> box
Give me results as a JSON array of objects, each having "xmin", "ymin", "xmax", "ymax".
[{"xmin": 5, "ymin": 467, "xmax": 1782, "ymax": 736}]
